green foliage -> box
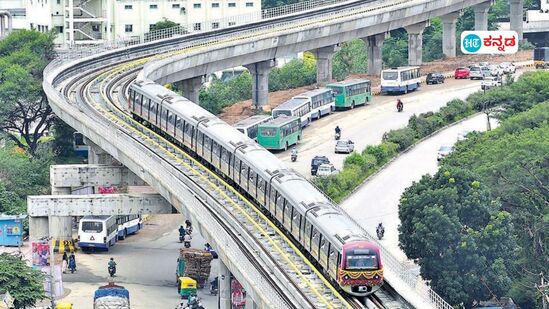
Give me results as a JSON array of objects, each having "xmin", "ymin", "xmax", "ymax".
[
  {"xmin": 0, "ymin": 253, "xmax": 45, "ymax": 309},
  {"xmin": 51, "ymin": 118, "xmax": 76, "ymax": 158},
  {"xmin": 422, "ymin": 18, "xmax": 443, "ymax": 62},
  {"xmin": 0, "ymin": 30, "xmax": 56, "ymax": 155},
  {"xmin": 399, "ymin": 167, "xmax": 516, "ymax": 306},
  {"xmin": 442, "ymin": 102, "xmax": 549, "ymax": 308},
  {"xmin": 332, "ymin": 39, "xmax": 368, "ymax": 81},
  {"xmin": 199, "ymin": 72, "xmax": 252, "ymax": 113},
  {"xmin": 262, "ymin": 0, "xmax": 300, "ymax": 9},
  {"xmin": 150, "ymin": 18, "xmax": 179, "ymax": 31},
  {"xmin": 269, "ymin": 59, "xmax": 316, "ymax": 91},
  {"xmin": 0, "ymin": 144, "xmax": 52, "ymax": 214},
  {"xmin": 382, "ymin": 29, "xmax": 408, "ymax": 67},
  {"xmin": 382, "ymin": 127, "xmax": 416, "ymax": 151}
]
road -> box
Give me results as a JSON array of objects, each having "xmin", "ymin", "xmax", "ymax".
[
  {"xmin": 275, "ymin": 76, "xmax": 505, "ymax": 177},
  {"xmin": 341, "ymin": 113, "xmax": 499, "ymax": 262},
  {"xmin": 56, "ymin": 214, "xmax": 220, "ymax": 309}
]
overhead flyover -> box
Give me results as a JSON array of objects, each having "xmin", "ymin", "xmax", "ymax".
[{"xmin": 41, "ymin": 0, "xmax": 490, "ymax": 308}]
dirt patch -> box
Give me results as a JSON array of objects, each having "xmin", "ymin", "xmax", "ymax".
[{"xmin": 219, "ymin": 50, "xmax": 532, "ymax": 124}]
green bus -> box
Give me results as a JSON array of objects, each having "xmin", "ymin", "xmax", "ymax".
[
  {"xmin": 326, "ymin": 79, "xmax": 372, "ymax": 109},
  {"xmin": 257, "ymin": 115, "xmax": 301, "ymax": 151}
]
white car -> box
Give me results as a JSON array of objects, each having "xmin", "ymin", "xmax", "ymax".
[
  {"xmin": 488, "ymin": 64, "xmax": 503, "ymax": 76},
  {"xmin": 334, "ymin": 139, "xmax": 355, "ymax": 154},
  {"xmin": 457, "ymin": 129, "xmax": 474, "ymax": 141},
  {"xmin": 316, "ymin": 163, "xmax": 337, "ymax": 176},
  {"xmin": 481, "ymin": 76, "xmax": 502, "ymax": 90},
  {"xmin": 469, "ymin": 66, "xmax": 485, "ymax": 80},
  {"xmin": 499, "ymin": 62, "xmax": 516, "ymax": 74},
  {"xmin": 437, "ymin": 145, "xmax": 453, "ymax": 161}
]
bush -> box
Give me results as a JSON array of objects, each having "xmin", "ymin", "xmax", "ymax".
[
  {"xmin": 363, "ymin": 142, "xmax": 398, "ymax": 165},
  {"xmin": 382, "ymin": 127, "xmax": 417, "ymax": 151},
  {"xmin": 269, "ymin": 59, "xmax": 316, "ymax": 91}
]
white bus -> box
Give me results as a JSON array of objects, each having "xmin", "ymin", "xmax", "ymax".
[
  {"xmin": 380, "ymin": 66, "xmax": 421, "ymax": 94},
  {"xmin": 292, "ymin": 88, "xmax": 335, "ymax": 120},
  {"xmin": 272, "ymin": 97, "xmax": 312, "ymax": 128},
  {"xmin": 233, "ymin": 115, "xmax": 273, "ymax": 141},
  {"xmin": 116, "ymin": 215, "xmax": 142, "ymax": 240},
  {"xmin": 78, "ymin": 216, "xmax": 118, "ymax": 250}
]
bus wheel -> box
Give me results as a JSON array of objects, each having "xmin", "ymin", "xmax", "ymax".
[
  {"xmin": 351, "ymin": 102, "xmax": 355, "ymax": 109},
  {"xmin": 284, "ymin": 142, "xmax": 288, "ymax": 151},
  {"xmin": 404, "ymin": 87, "xmax": 408, "ymax": 94},
  {"xmin": 318, "ymin": 111, "xmax": 321, "ymax": 119}
]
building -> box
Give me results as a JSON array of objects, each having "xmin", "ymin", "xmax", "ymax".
[{"xmin": 24, "ymin": 0, "xmax": 261, "ymax": 46}]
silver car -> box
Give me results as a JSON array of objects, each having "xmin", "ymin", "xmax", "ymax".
[
  {"xmin": 335, "ymin": 139, "xmax": 355, "ymax": 154},
  {"xmin": 469, "ymin": 66, "xmax": 484, "ymax": 80}
]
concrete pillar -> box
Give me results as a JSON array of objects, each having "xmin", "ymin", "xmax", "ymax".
[
  {"xmin": 87, "ymin": 141, "xmax": 118, "ymax": 165},
  {"xmin": 29, "ymin": 217, "xmax": 49, "ymax": 241},
  {"xmin": 404, "ymin": 21, "xmax": 429, "ymax": 66},
  {"xmin": 219, "ymin": 260, "xmax": 231, "ymax": 309},
  {"xmin": 363, "ymin": 33, "xmax": 387, "ymax": 75},
  {"xmin": 68, "ymin": 0, "xmax": 74, "ymax": 46},
  {"xmin": 179, "ymin": 76, "xmax": 203, "ymax": 104},
  {"xmin": 441, "ymin": 12, "xmax": 461, "ymax": 58},
  {"xmin": 312, "ymin": 45, "xmax": 340, "ymax": 85},
  {"xmin": 0, "ymin": 16, "xmax": 5, "ymax": 36},
  {"xmin": 510, "ymin": 0, "xmax": 524, "ymax": 41},
  {"xmin": 51, "ymin": 186, "xmax": 73, "ymax": 240},
  {"xmin": 473, "ymin": 2, "xmax": 491, "ymax": 31},
  {"xmin": 244, "ymin": 60, "xmax": 276, "ymax": 109}
]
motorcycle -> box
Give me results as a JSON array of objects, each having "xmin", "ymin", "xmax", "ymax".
[
  {"xmin": 186, "ymin": 295, "xmax": 204, "ymax": 309},
  {"xmin": 291, "ymin": 152, "xmax": 297, "ymax": 162},
  {"xmin": 108, "ymin": 266, "xmax": 116, "ymax": 277},
  {"xmin": 210, "ymin": 277, "xmax": 218, "ymax": 296},
  {"xmin": 179, "ymin": 234, "xmax": 184, "ymax": 243},
  {"xmin": 335, "ymin": 131, "xmax": 341, "ymax": 140},
  {"xmin": 397, "ymin": 101, "xmax": 404, "ymax": 112}
]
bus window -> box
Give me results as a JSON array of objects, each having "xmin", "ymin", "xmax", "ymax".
[
  {"xmin": 382, "ymin": 71, "xmax": 398, "ymax": 80},
  {"xmin": 260, "ymin": 127, "xmax": 276, "ymax": 137}
]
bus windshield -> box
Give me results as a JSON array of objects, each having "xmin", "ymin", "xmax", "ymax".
[
  {"xmin": 330, "ymin": 87, "xmax": 343, "ymax": 95},
  {"xmin": 273, "ymin": 110, "xmax": 291, "ymax": 117},
  {"xmin": 346, "ymin": 254, "xmax": 378, "ymax": 270},
  {"xmin": 382, "ymin": 72, "xmax": 398, "ymax": 80},
  {"xmin": 259, "ymin": 127, "xmax": 276, "ymax": 137},
  {"xmin": 82, "ymin": 221, "xmax": 103, "ymax": 233}
]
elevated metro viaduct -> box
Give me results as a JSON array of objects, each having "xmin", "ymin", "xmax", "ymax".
[{"xmin": 42, "ymin": 0, "xmax": 527, "ymax": 307}]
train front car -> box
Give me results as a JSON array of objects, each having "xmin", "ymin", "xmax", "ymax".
[{"xmin": 338, "ymin": 241, "xmax": 383, "ymax": 296}]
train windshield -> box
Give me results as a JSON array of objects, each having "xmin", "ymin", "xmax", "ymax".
[
  {"xmin": 346, "ymin": 253, "xmax": 378, "ymax": 270},
  {"xmin": 81, "ymin": 221, "xmax": 103, "ymax": 233}
]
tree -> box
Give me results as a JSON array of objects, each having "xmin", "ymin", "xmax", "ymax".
[
  {"xmin": 382, "ymin": 29, "xmax": 408, "ymax": 67},
  {"xmin": 399, "ymin": 167, "xmax": 516, "ymax": 307},
  {"xmin": 332, "ymin": 39, "xmax": 368, "ymax": 81},
  {"xmin": 0, "ymin": 253, "xmax": 45, "ymax": 309},
  {"xmin": 150, "ymin": 18, "xmax": 179, "ymax": 31},
  {"xmin": 0, "ymin": 30, "xmax": 56, "ymax": 155}
]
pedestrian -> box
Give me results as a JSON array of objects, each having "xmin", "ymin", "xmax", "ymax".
[
  {"xmin": 68, "ymin": 252, "xmax": 76, "ymax": 273},
  {"xmin": 62, "ymin": 252, "xmax": 68, "ymax": 273}
]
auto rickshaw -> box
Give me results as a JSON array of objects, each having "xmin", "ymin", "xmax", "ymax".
[
  {"xmin": 178, "ymin": 276, "xmax": 197, "ymax": 299},
  {"xmin": 55, "ymin": 302, "xmax": 73, "ymax": 309}
]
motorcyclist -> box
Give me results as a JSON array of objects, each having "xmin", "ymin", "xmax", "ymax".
[
  {"xmin": 184, "ymin": 232, "xmax": 192, "ymax": 248},
  {"xmin": 185, "ymin": 219, "xmax": 193, "ymax": 234},
  {"xmin": 108, "ymin": 257, "xmax": 117, "ymax": 277},
  {"xmin": 291, "ymin": 148, "xmax": 298, "ymax": 161},
  {"xmin": 396, "ymin": 99, "xmax": 404, "ymax": 111},
  {"xmin": 376, "ymin": 223, "xmax": 385, "ymax": 239},
  {"xmin": 335, "ymin": 126, "xmax": 341, "ymax": 135}
]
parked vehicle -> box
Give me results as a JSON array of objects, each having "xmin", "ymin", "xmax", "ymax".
[
  {"xmin": 499, "ymin": 62, "xmax": 516, "ymax": 74},
  {"xmin": 437, "ymin": 145, "xmax": 453, "ymax": 161},
  {"xmin": 481, "ymin": 76, "xmax": 502, "ymax": 90},
  {"xmin": 469, "ymin": 66, "xmax": 484, "ymax": 80},
  {"xmin": 426, "ymin": 72, "xmax": 445, "ymax": 84},
  {"xmin": 478, "ymin": 61, "xmax": 490, "ymax": 67},
  {"xmin": 534, "ymin": 47, "xmax": 549, "ymax": 69},
  {"xmin": 256, "ymin": 116, "xmax": 301, "ymax": 151},
  {"xmin": 234, "ymin": 115, "xmax": 272, "ymax": 141},
  {"xmin": 454, "ymin": 67, "xmax": 470, "ymax": 79},
  {"xmin": 94, "ymin": 282, "xmax": 130, "ymax": 309},
  {"xmin": 480, "ymin": 66, "xmax": 491, "ymax": 78},
  {"xmin": 311, "ymin": 156, "xmax": 330, "ymax": 175},
  {"xmin": 316, "ymin": 163, "xmax": 337, "ymax": 176},
  {"xmin": 335, "ymin": 140, "xmax": 355, "ymax": 154},
  {"xmin": 488, "ymin": 64, "xmax": 503, "ymax": 76},
  {"xmin": 380, "ymin": 66, "xmax": 421, "ymax": 94},
  {"xmin": 326, "ymin": 79, "xmax": 372, "ymax": 109}
]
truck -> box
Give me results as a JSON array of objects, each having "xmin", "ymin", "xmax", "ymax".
[
  {"xmin": 93, "ymin": 282, "xmax": 130, "ymax": 309},
  {"xmin": 176, "ymin": 248, "xmax": 213, "ymax": 289},
  {"xmin": 534, "ymin": 47, "xmax": 549, "ymax": 69}
]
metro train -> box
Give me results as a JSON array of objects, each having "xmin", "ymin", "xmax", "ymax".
[{"xmin": 127, "ymin": 80, "xmax": 384, "ymax": 296}]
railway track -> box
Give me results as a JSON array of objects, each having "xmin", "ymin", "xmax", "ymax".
[{"xmin": 48, "ymin": 0, "xmax": 434, "ymax": 307}]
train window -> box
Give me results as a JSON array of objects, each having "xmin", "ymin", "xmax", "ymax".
[
  {"xmin": 212, "ymin": 141, "xmax": 219, "ymax": 155},
  {"xmin": 184, "ymin": 123, "xmax": 191, "ymax": 134},
  {"xmin": 204, "ymin": 136, "xmax": 210, "ymax": 149},
  {"xmin": 240, "ymin": 164, "xmax": 248, "ymax": 183},
  {"xmin": 270, "ymin": 188, "xmax": 277, "ymax": 203},
  {"xmin": 234, "ymin": 157, "xmax": 240, "ymax": 179},
  {"xmin": 150, "ymin": 102, "xmax": 156, "ymax": 114},
  {"xmin": 249, "ymin": 171, "xmax": 256, "ymax": 187},
  {"xmin": 312, "ymin": 229, "xmax": 320, "ymax": 256},
  {"xmin": 177, "ymin": 119, "xmax": 183, "ymax": 131},
  {"xmin": 329, "ymin": 246, "xmax": 337, "ymax": 270},
  {"xmin": 221, "ymin": 148, "xmax": 229, "ymax": 163},
  {"xmin": 135, "ymin": 94, "xmax": 142, "ymax": 109},
  {"xmin": 197, "ymin": 132, "xmax": 203, "ymax": 146},
  {"xmin": 129, "ymin": 90, "xmax": 134, "ymax": 109},
  {"xmin": 168, "ymin": 112, "xmax": 175, "ymax": 125},
  {"xmin": 258, "ymin": 179, "xmax": 265, "ymax": 193}
]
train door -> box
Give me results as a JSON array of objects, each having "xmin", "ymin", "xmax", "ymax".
[
  {"xmin": 283, "ymin": 203, "xmax": 292, "ymax": 231},
  {"xmin": 319, "ymin": 236, "xmax": 329, "ymax": 269},
  {"xmin": 291, "ymin": 212, "xmax": 301, "ymax": 241},
  {"xmin": 275, "ymin": 194, "xmax": 284, "ymax": 223},
  {"xmin": 328, "ymin": 244, "xmax": 338, "ymax": 279},
  {"xmin": 257, "ymin": 178, "xmax": 266, "ymax": 206}
]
